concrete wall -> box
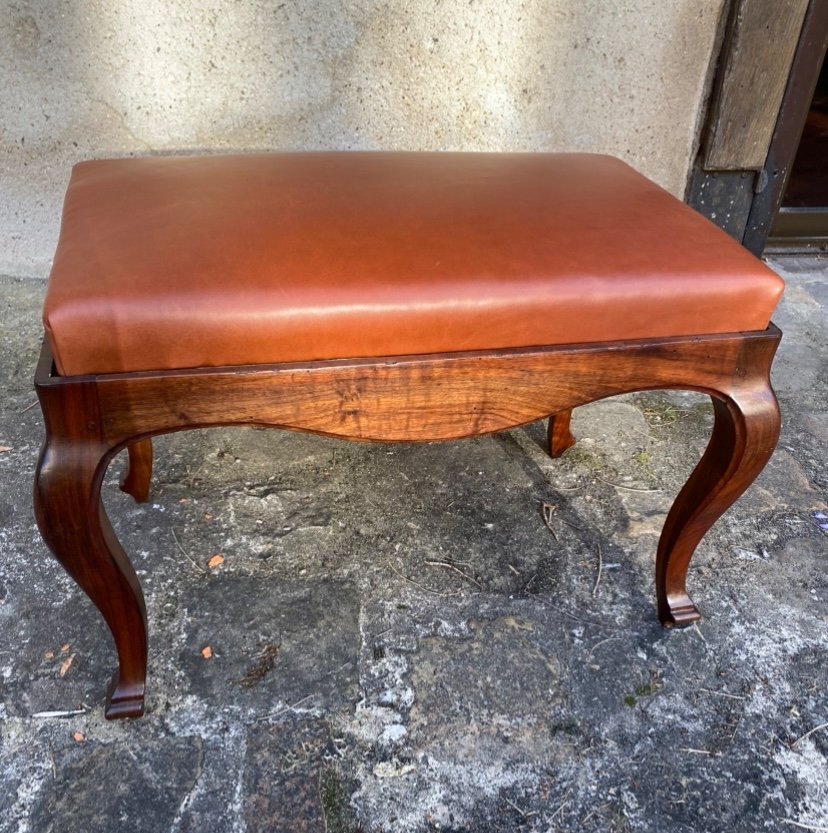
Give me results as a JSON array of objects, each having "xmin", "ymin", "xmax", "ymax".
[{"xmin": 1, "ymin": 0, "xmax": 726, "ymax": 278}]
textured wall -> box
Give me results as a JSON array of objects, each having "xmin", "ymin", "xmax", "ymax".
[{"xmin": 0, "ymin": 0, "xmax": 726, "ymax": 278}]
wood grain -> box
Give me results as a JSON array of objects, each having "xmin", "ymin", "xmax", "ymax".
[
  {"xmin": 90, "ymin": 330, "xmax": 774, "ymax": 444},
  {"xmin": 705, "ymin": 0, "xmax": 809, "ymax": 170}
]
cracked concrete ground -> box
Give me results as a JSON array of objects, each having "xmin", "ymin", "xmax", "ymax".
[{"xmin": 0, "ymin": 257, "xmax": 826, "ymax": 833}]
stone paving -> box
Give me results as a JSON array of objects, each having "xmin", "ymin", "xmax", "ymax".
[{"xmin": 0, "ymin": 257, "xmax": 826, "ymax": 833}]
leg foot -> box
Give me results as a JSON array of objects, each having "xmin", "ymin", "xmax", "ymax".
[
  {"xmin": 658, "ymin": 593, "xmax": 702, "ymax": 628},
  {"xmin": 548, "ymin": 410, "xmax": 576, "ymax": 458},
  {"xmin": 120, "ymin": 439, "xmax": 153, "ymax": 503},
  {"xmin": 106, "ymin": 670, "xmax": 146, "ymax": 719},
  {"xmin": 34, "ymin": 383, "xmax": 148, "ymax": 719},
  {"xmin": 656, "ymin": 383, "xmax": 780, "ymax": 627}
]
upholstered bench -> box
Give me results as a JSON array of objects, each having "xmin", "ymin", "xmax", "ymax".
[{"xmin": 34, "ymin": 152, "xmax": 783, "ymax": 719}]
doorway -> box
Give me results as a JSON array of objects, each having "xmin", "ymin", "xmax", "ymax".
[{"xmin": 768, "ymin": 55, "xmax": 828, "ymax": 251}]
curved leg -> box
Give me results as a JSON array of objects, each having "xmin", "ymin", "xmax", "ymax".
[
  {"xmin": 548, "ymin": 409, "xmax": 576, "ymax": 458},
  {"xmin": 33, "ymin": 385, "xmax": 147, "ymax": 718},
  {"xmin": 656, "ymin": 383, "xmax": 781, "ymax": 626},
  {"xmin": 120, "ymin": 439, "xmax": 153, "ymax": 503}
]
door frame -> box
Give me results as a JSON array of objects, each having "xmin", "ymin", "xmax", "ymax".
[{"xmin": 687, "ymin": 0, "xmax": 828, "ymax": 256}]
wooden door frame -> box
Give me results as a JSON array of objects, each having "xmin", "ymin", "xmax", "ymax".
[{"xmin": 687, "ymin": 0, "xmax": 828, "ymax": 256}]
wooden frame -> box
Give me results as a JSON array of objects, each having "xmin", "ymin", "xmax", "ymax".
[
  {"xmin": 33, "ymin": 325, "xmax": 782, "ymax": 719},
  {"xmin": 748, "ymin": 0, "xmax": 828, "ymax": 253},
  {"xmin": 687, "ymin": 0, "xmax": 828, "ymax": 253}
]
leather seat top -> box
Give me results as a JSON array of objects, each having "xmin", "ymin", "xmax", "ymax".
[{"xmin": 44, "ymin": 152, "xmax": 784, "ymax": 376}]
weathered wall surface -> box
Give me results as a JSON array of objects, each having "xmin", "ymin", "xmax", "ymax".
[{"xmin": 1, "ymin": 0, "xmax": 726, "ymax": 278}]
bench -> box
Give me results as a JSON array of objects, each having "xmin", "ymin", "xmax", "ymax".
[{"xmin": 33, "ymin": 152, "xmax": 784, "ymax": 719}]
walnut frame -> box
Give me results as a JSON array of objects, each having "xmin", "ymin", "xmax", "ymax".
[{"xmin": 33, "ymin": 324, "xmax": 782, "ymax": 719}]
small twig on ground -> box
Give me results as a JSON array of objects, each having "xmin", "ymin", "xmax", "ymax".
[
  {"xmin": 587, "ymin": 636, "xmax": 620, "ymax": 659},
  {"xmin": 678, "ymin": 747, "xmax": 713, "ymax": 756},
  {"xmin": 728, "ymin": 709, "xmax": 745, "ymax": 745},
  {"xmin": 643, "ymin": 406, "xmax": 690, "ymax": 426},
  {"xmin": 47, "ymin": 743, "xmax": 57, "ymax": 778},
  {"xmin": 32, "ymin": 708, "xmax": 87, "ymax": 719},
  {"xmin": 386, "ymin": 560, "xmax": 461, "ymax": 597},
  {"xmin": 530, "ymin": 597, "xmax": 621, "ymax": 632},
  {"xmin": 505, "ymin": 798, "xmax": 537, "ymax": 819},
  {"xmin": 581, "ymin": 804, "xmax": 609, "ymax": 825},
  {"xmin": 792, "ymin": 721, "xmax": 828, "ymax": 750},
  {"xmin": 257, "ymin": 693, "xmax": 316, "ymax": 722},
  {"xmin": 424, "ymin": 559, "xmax": 482, "ymax": 589},
  {"xmin": 780, "ymin": 820, "xmax": 828, "ymax": 832},
  {"xmin": 441, "ymin": 557, "xmax": 474, "ymax": 567},
  {"xmin": 591, "ymin": 543, "xmax": 603, "ymax": 598},
  {"xmin": 549, "ymin": 789, "xmax": 571, "ymax": 822},
  {"xmin": 507, "ymin": 563, "xmax": 520, "ymax": 576},
  {"xmin": 595, "ymin": 476, "xmax": 661, "ymax": 493},
  {"xmin": 20, "ymin": 400, "xmax": 38, "ymax": 413},
  {"xmin": 541, "ymin": 503, "xmax": 559, "ymax": 541},
  {"xmin": 698, "ymin": 687, "xmax": 747, "ymax": 701},
  {"xmin": 171, "ymin": 528, "xmax": 207, "ymax": 574},
  {"xmin": 326, "ymin": 660, "xmax": 353, "ymax": 677}
]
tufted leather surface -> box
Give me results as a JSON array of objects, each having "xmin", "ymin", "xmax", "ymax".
[{"xmin": 44, "ymin": 152, "xmax": 784, "ymax": 376}]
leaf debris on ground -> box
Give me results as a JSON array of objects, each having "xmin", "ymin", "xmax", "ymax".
[{"xmin": 237, "ymin": 642, "xmax": 281, "ymax": 688}]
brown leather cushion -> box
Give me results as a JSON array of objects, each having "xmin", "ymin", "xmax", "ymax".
[{"xmin": 44, "ymin": 152, "xmax": 784, "ymax": 376}]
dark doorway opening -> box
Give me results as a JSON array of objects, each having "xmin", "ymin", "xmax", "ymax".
[{"xmin": 768, "ymin": 54, "xmax": 828, "ymax": 251}]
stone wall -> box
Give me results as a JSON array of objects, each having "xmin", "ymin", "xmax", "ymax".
[{"xmin": 1, "ymin": 0, "xmax": 726, "ymax": 277}]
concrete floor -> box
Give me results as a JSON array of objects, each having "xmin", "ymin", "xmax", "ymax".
[{"xmin": 0, "ymin": 257, "xmax": 826, "ymax": 833}]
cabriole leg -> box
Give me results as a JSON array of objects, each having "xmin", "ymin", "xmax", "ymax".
[
  {"xmin": 547, "ymin": 409, "xmax": 576, "ymax": 458},
  {"xmin": 656, "ymin": 383, "xmax": 781, "ymax": 626},
  {"xmin": 33, "ymin": 382, "xmax": 147, "ymax": 718},
  {"xmin": 120, "ymin": 439, "xmax": 153, "ymax": 503}
]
